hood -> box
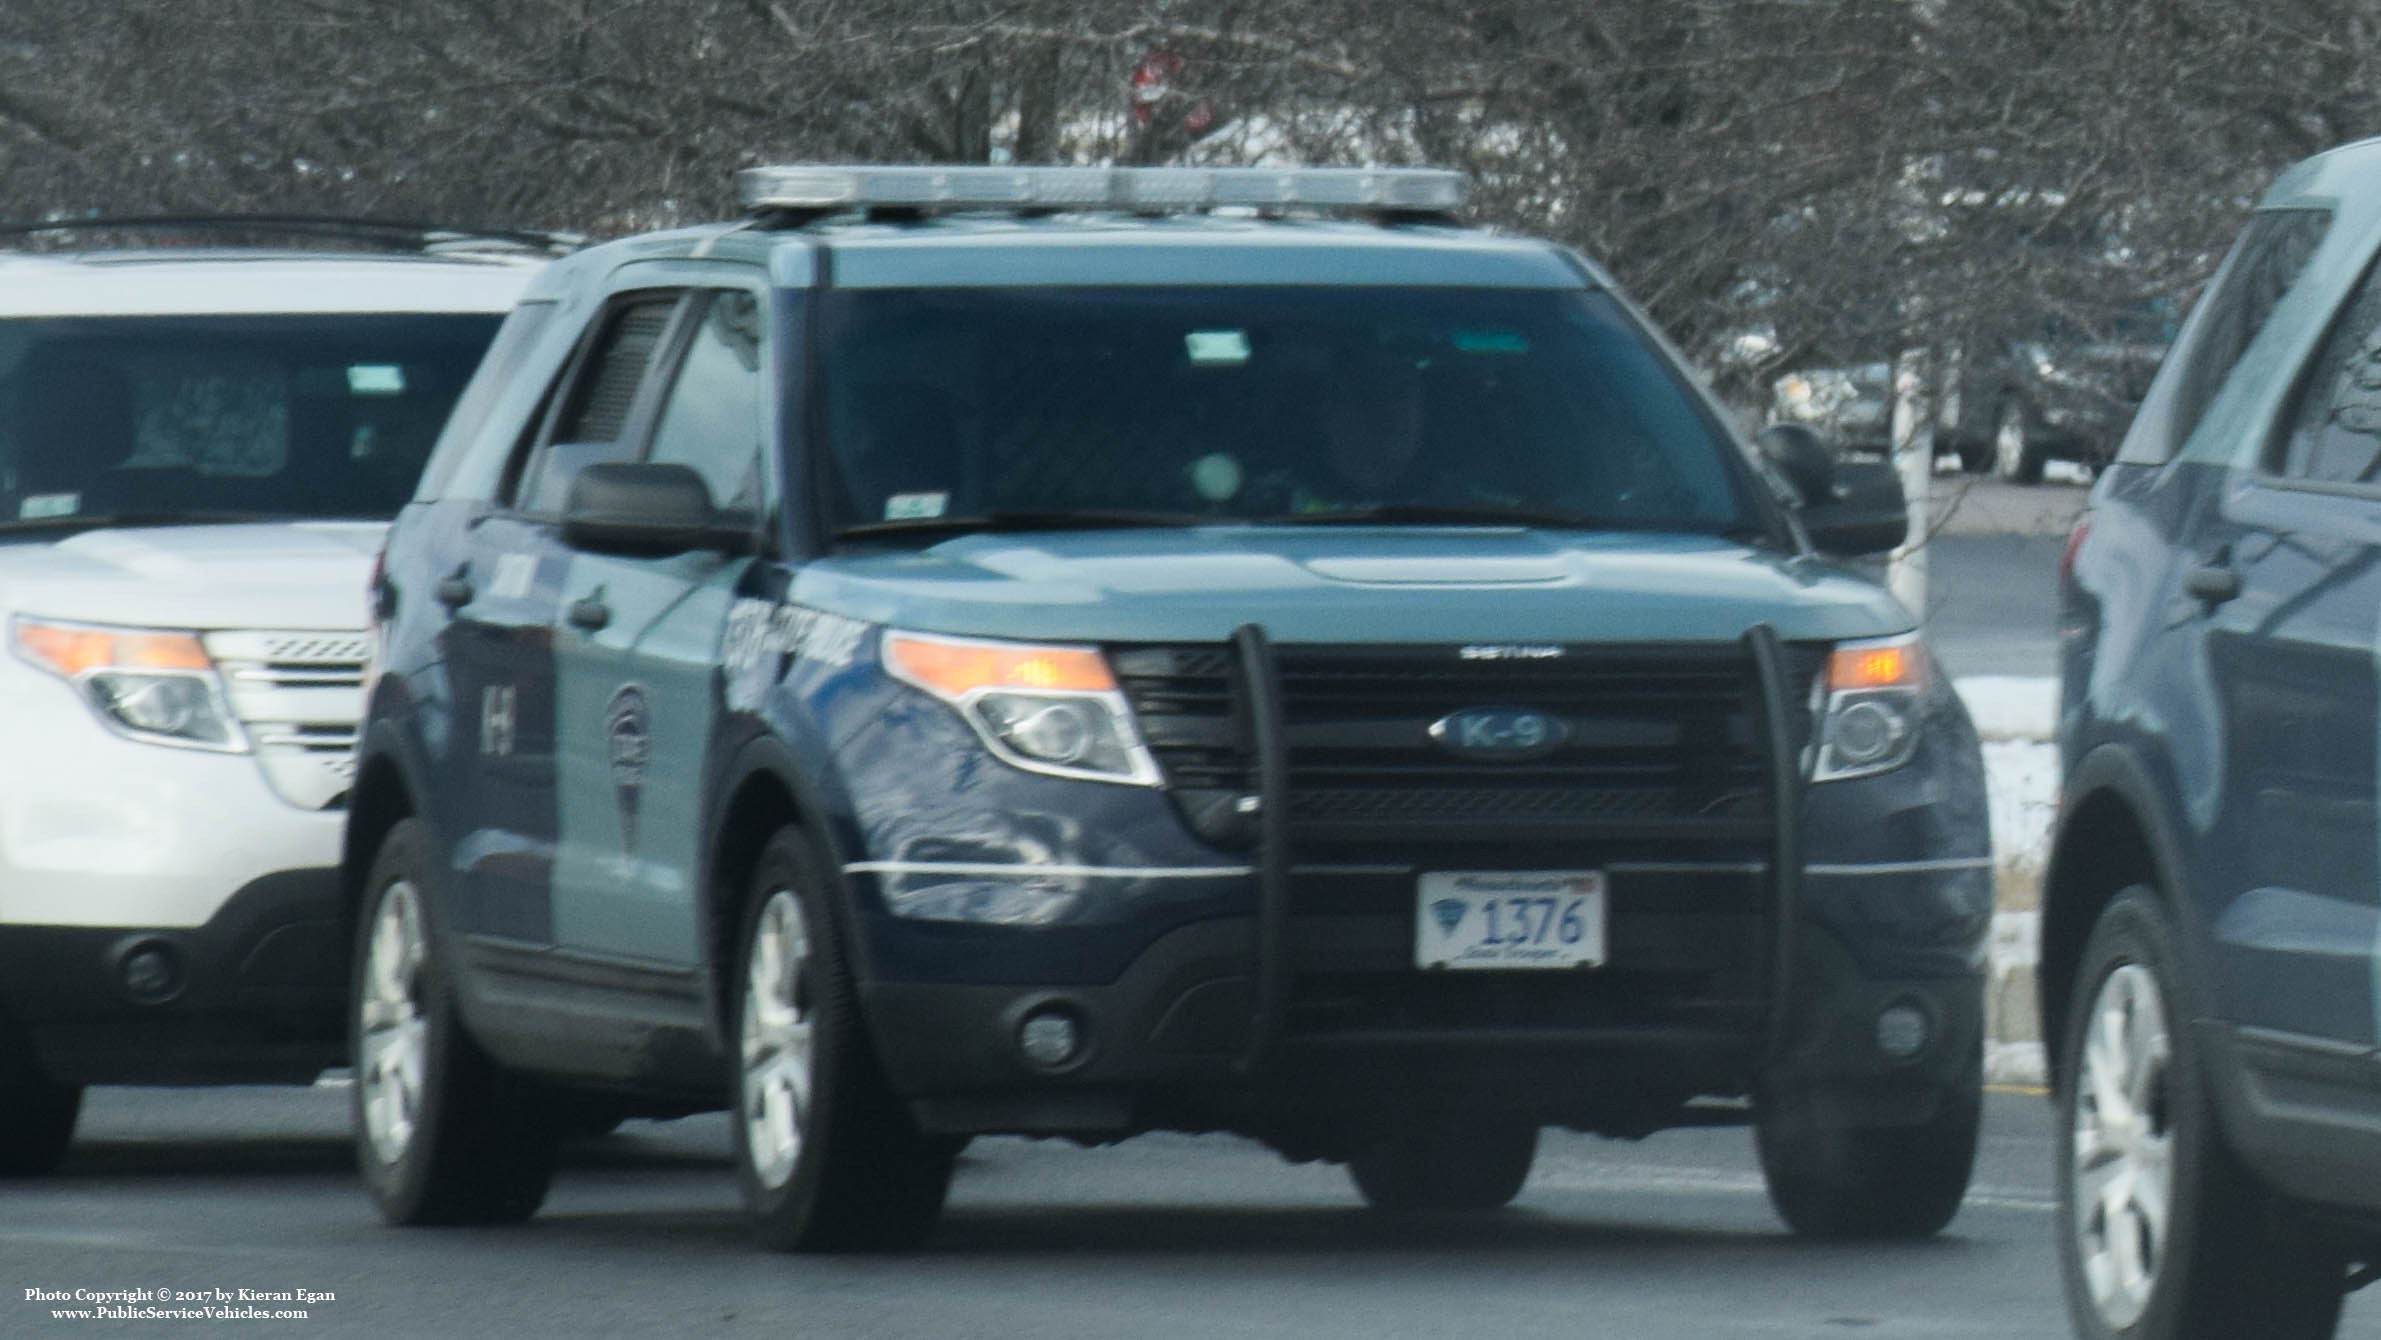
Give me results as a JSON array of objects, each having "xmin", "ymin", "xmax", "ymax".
[
  {"xmin": 797, "ymin": 527, "xmax": 1910, "ymax": 646},
  {"xmin": 0, "ymin": 520, "xmax": 386, "ymax": 630}
]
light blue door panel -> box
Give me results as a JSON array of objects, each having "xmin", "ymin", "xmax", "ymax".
[{"xmin": 550, "ymin": 550, "xmax": 742, "ymax": 965}]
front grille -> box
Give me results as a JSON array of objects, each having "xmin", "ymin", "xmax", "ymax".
[
  {"xmin": 1112, "ymin": 637, "xmax": 1821, "ymax": 1051},
  {"xmin": 243, "ymin": 633, "xmax": 373, "ymax": 667},
  {"xmin": 1286, "ymin": 785, "xmax": 1681, "ymax": 823},
  {"xmin": 203, "ymin": 629, "xmax": 369, "ymax": 810},
  {"xmin": 1113, "ymin": 640, "xmax": 1821, "ymax": 850}
]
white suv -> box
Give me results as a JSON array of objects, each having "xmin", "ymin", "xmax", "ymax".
[{"xmin": 0, "ymin": 219, "xmax": 556, "ymax": 1174}]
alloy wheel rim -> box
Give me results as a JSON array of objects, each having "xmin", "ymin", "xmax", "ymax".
[
  {"xmin": 2071, "ymin": 961, "xmax": 2174, "ymax": 1329},
  {"xmin": 357, "ymin": 880, "xmax": 429, "ymax": 1165},
  {"xmin": 740, "ymin": 889, "xmax": 815, "ymax": 1189}
]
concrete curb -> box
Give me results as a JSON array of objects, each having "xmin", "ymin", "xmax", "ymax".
[{"xmin": 1957, "ymin": 676, "xmax": 2056, "ymax": 1089}]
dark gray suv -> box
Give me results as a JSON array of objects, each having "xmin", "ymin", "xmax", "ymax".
[{"xmin": 2046, "ymin": 139, "xmax": 2381, "ymax": 1338}]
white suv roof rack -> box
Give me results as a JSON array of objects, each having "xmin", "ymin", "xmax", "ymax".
[
  {"xmin": 736, "ymin": 164, "xmax": 1467, "ymax": 217},
  {"xmin": 0, "ymin": 215, "xmax": 583, "ymax": 257}
]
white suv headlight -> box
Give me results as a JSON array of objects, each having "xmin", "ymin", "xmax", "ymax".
[
  {"xmin": 883, "ymin": 630, "xmax": 1160, "ymax": 786},
  {"xmin": 1810, "ymin": 632, "xmax": 1926, "ymax": 783},
  {"xmin": 12, "ymin": 617, "xmax": 246, "ymax": 752}
]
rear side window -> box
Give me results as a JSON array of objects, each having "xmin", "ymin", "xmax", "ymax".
[
  {"xmin": 2272, "ymin": 258, "xmax": 2381, "ymax": 487},
  {"xmin": 551, "ymin": 300, "xmax": 675, "ymax": 445},
  {"xmin": 511, "ymin": 295, "xmax": 680, "ymax": 514},
  {"xmin": 2125, "ymin": 208, "xmax": 2330, "ymax": 464}
]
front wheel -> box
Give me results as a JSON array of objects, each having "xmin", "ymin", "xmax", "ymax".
[
  {"xmin": 0, "ymin": 1018, "xmax": 79, "ymax": 1177},
  {"xmin": 352, "ymin": 818, "xmax": 558, "ymax": 1225},
  {"xmin": 1756, "ymin": 1073, "xmax": 1980, "ymax": 1239},
  {"xmin": 2056, "ymin": 888, "xmax": 2345, "ymax": 1339},
  {"xmin": 1347, "ymin": 1115, "xmax": 1537, "ymax": 1211},
  {"xmin": 733, "ymin": 825, "xmax": 953, "ymax": 1252}
]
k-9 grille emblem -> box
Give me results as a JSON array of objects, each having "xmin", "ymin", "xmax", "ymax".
[{"xmin": 1428, "ymin": 706, "xmax": 1571, "ymax": 761}]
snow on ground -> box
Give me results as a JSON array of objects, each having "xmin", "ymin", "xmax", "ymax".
[{"xmin": 1956, "ymin": 674, "xmax": 2057, "ymax": 743}]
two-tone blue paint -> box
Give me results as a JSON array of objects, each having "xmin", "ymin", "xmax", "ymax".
[{"xmin": 354, "ymin": 205, "xmax": 1995, "ymax": 1136}]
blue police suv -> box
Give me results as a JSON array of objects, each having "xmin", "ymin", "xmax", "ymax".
[
  {"xmin": 2047, "ymin": 138, "xmax": 2381, "ymax": 1339},
  {"xmin": 348, "ymin": 165, "xmax": 1990, "ymax": 1250}
]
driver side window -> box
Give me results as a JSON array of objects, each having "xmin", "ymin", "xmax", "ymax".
[
  {"xmin": 646, "ymin": 290, "xmax": 770, "ymax": 515},
  {"xmin": 2273, "ymin": 260, "xmax": 2381, "ymax": 487}
]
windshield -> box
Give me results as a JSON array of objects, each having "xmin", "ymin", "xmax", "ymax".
[
  {"xmin": 817, "ymin": 286, "xmax": 1755, "ymax": 539},
  {"xmin": 0, "ymin": 313, "xmax": 500, "ymax": 527}
]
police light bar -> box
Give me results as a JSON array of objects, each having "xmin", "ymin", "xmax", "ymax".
[{"xmin": 735, "ymin": 165, "xmax": 1467, "ymax": 216}]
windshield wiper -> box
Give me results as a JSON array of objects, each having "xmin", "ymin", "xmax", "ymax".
[
  {"xmin": 0, "ymin": 510, "xmax": 281, "ymax": 535},
  {"xmin": 833, "ymin": 509, "xmax": 1211, "ymax": 542}
]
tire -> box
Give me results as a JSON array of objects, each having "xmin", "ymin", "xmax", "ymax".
[
  {"xmin": 352, "ymin": 818, "xmax": 559, "ymax": 1226},
  {"xmin": 1756, "ymin": 1067, "xmax": 1980, "ymax": 1240},
  {"xmin": 1347, "ymin": 1115, "xmax": 1537, "ymax": 1211},
  {"xmin": 2055, "ymin": 888, "xmax": 2346, "ymax": 1340},
  {"xmin": 733, "ymin": 824, "xmax": 953, "ymax": 1252},
  {"xmin": 0, "ymin": 1017, "xmax": 79, "ymax": 1178},
  {"xmin": 1956, "ymin": 439, "xmax": 1995, "ymax": 475},
  {"xmin": 1993, "ymin": 399, "xmax": 2047, "ymax": 484}
]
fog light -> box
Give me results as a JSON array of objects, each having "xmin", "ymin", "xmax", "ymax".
[
  {"xmin": 117, "ymin": 939, "xmax": 185, "ymax": 1005},
  {"xmin": 1876, "ymin": 1001, "xmax": 1930, "ymax": 1060},
  {"xmin": 1005, "ymin": 702, "xmax": 1096, "ymax": 765},
  {"xmin": 1017, "ymin": 1006, "xmax": 1082, "ymax": 1069}
]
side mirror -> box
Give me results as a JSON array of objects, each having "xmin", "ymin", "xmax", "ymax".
[
  {"xmin": 1802, "ymin": 459, "xmax": 1908, "ymax": 557},
  {"xmin": 561, "ymin": 462, "xmax": 754, "ymax": 555},
  {"xmin": 1754, "ymin": 422, "xmax": 1836, "ymax": 504}
]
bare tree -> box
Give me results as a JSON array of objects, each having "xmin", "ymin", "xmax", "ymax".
[{"xmin": 0, "ymin": 0, "xmax": 2376, "ymax": 410}]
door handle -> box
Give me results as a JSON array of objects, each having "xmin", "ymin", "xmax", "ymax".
[
  {"xmin": 435, "ymin": 573, "xmax": 474, "ymax": 608},
  {"xmin": 2183, "ymin": 562, "xmax": 2241, "ymax": 606},
  {"xmin": 567, "ymin": 592, "xmax": 611, "ymax": 631}
]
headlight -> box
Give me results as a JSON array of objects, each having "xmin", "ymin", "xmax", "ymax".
[
  {"xmin": 12, "ymin": 617, "xmax": 246, "ymax": 752},
  {"xmin": 1810, "ymin": 632, "xmax": 1924, "ymax": 783},
  {"xmin": 883, "ymin": 631, "xmax": 1160, "ymax": 786}
]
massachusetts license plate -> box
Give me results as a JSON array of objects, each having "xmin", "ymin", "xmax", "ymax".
[{"xmin": 1415, "ymin": 871, "xmax": 1608, "ymax": 970}]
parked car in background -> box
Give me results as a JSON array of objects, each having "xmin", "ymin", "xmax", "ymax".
[
  {"xmin": 1772, "ymin": 309, "xmax": 2174, "ymax": 482},
  {"xmin": 0, "ymin": 217, "xmax": 563, "ymax": 1176},
  {"xmin": 2044, "ymin": 139, "xmax": 2381, "ymax": 1339},
  {"xmin": 346, "ymin": 163, "xmax": 1990, "ymax": 1251}
]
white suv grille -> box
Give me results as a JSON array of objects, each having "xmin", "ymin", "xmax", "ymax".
[{"xmin": 203, "ymin": 629, "xmax": 369, "ymax": 810}]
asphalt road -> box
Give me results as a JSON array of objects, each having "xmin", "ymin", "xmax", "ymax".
[
  {"xmin": 1918, "ymin": 474, "xmax": 2089, "ymax": 680},
  {"xmin": 10, "ymin": 1085, "xmax": 2378, "ymax": 1338}
]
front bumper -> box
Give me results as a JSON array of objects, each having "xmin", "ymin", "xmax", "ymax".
[
  {"xmin": 0, "ymin": 868, "xmax": 346, "ymax": 1085},
  {"xmin": 0, "ymin": 654, "xmax": 349, "ymax": 930},
  {"xmin": 0, "ymin": 658, "xmax": 353, "ymax": 1084},
  {"xmin": 834, "ymin": 635, "xmax": 1992, "ymax": 1142},
  {"xmin": 863, "ymin": 912, "xmax": 1983, "ymax": 1140}
]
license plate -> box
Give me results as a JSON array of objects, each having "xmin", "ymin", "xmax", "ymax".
[{"xmin": 1415, "ymin": 871, "xmax": 1607, "ymax": 970}]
